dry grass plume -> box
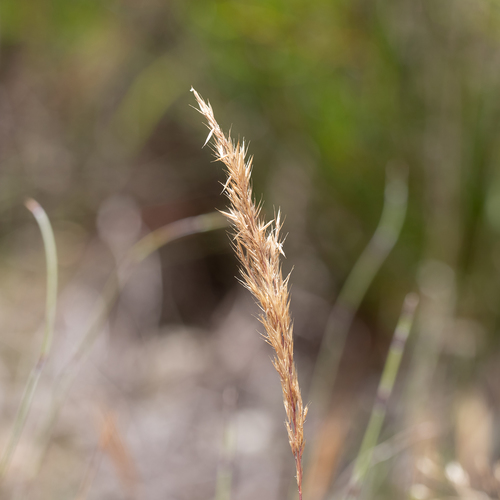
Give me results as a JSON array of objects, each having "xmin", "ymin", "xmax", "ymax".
[{"xmin": 191, "ymin": 88, "xmax": 307, "ymax": 499}]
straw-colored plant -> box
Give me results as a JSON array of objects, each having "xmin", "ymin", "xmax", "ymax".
[{"xmin": 191, "ymin": 88, "xmax": 307, "ymax": 499}]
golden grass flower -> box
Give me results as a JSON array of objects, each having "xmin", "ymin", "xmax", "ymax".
[{"xmin": 192, "ymin": 88, "xmax": 307, "ymax": 499}]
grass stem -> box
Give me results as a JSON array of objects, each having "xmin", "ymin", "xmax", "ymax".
[
  {"xmin": 0, "ymin": 199, "xmax": 58, "ymax": 480},
  {"xmin": 309, "ymin": 165, "xmax": 408, "ymax": 417},
  {"xmin": 344, "ymin": 292, "xmax": 419, "ymax": 500}
]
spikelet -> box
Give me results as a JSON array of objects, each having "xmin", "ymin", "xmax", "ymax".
[{"xmin": 191, "ymin": 88, "xmax": 307, "ymax": 499}]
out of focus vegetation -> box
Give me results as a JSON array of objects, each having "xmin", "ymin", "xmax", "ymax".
[{"xmin": 1, "ymin": 1, "xmax": 500, "ymax": 499}]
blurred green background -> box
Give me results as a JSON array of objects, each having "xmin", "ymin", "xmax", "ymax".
[
  {"xmin": 1, "ymin": 1, "xmax": 500, "ymax": 499},
  {"xmin": 2, "ymin": 0, "xmax": 500, "ymax": 316}
]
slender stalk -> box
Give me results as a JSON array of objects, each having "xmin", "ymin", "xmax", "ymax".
[
  {"xmin": 214, "ymin": 387, "xmax": 237, "ymax": 500},
  {"xmin": 309, "ymin": 165, "xmax": 408, "ymax": 417},
  {"xmin": 192, "ymin": 88, "xmax": 307, "ymax": 499},
  {"xmin": 344, "ymin": 293, "xmax": 419, "ymax": 500},
  {"xmin": 214, "ymin": 423, "xmax": 234, "ymax": 500},
  {"xmin": 332, "ymin": 420, "xmax": 438, "ymax": 498},
  {"xmin": 0, "ymin": 199, "xmax": 58, "ymax": 479}
]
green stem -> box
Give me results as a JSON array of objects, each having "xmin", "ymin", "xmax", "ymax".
[
  {"xmin": 214, "ymin": 387, "xmax": 237, "ymax": 500},
  {"xmin": 345, "ymin": 293, "xmax": 419, "ymax": 500},
  {"xmin": 309, "ymin": 164, "xmax": 409, "ymax": 416},
  {"xmin": 0, "ymin": 199, "xmax": 58, "ymax": 479}
]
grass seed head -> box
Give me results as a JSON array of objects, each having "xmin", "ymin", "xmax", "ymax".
[{"xmin": 192, "ymin": 88, "xmax": 307, "ymax": 499}]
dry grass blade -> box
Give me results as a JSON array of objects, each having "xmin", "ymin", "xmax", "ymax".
[{"xmin": 191, "ymin": 88, "xmax": 307, "ymax": 499}]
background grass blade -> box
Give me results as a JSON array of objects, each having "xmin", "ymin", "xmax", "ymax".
[
  {"xmin": 309, "ymin": 164, "xmax": 409, "ymax": 416},
  {"xmin": 344, "ymin": 292, "xmax": 419, "ymax": 500},
  {"xmin": 0, "ymin": 199, "xmax": 58, "ymax": 479}
]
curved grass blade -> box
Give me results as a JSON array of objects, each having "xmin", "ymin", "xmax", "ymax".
[
  {"xmin": 0, "ymin": 199, "xmax": 58, "ymax": 479},
  {"xmin": 309, "ymin": 165, "xmax": 409, "ymax": 416}
]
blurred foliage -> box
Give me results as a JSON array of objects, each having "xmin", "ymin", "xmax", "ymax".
[{"xmin": 0, "ymin": 0, "xmax": 500, "ymax": 337}]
